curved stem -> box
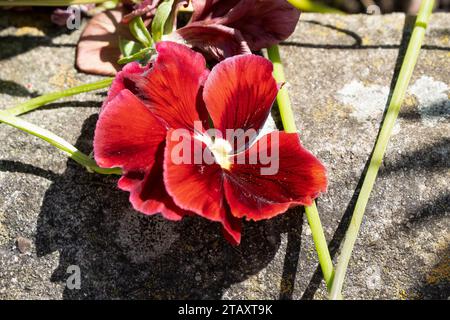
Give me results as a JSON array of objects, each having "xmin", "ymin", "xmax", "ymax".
[
  {"xmin": 5, "ymin": 78, "xmax": 113, "ymax": 117},
  {"xmin": 287, "ymin": 0, "xmax": 343, "ymax": 13},
  {"xmin": 267, "ymin": 45, "xmax": 335, "ymax": 291},
  {"xmin": 0, "ymin": 110, "xmax": 121, "ymax": 175},
  {"xmin": 329, "ymin": 0, "xmax": 435, "ymax": 300}
]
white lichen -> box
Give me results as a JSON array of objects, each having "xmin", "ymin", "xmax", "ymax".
[
  {"xmin": 336, "ymin": 80, "xmax": 389, "ymax": 121},
  {"xmin": 408, "ymin": 76, "xmax": 450, "ymax": 127},
  {"xmin": 336, "ymin": 76, "xmax": 450, "ymax": 130}
]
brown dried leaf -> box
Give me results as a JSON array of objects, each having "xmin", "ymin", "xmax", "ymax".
[{"xmin": 76, "ymin": 10, "xmax": 132, "ymax": 76}]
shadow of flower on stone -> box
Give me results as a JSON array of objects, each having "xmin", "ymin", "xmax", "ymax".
[{"xmin": 34, "ymin": 115, "xmax": 299, "ymax": 299}]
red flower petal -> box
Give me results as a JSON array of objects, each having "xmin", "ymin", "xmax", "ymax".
[
  {"xmin": 203, "ymin": 54, "xmax": 278, "ymax": 148},
  {"xmin": 197, "ymin": 0, "xmax": 253, "ymax": 23},
  {"xmin": 220, "ymin": 206, "xmax": 242, "ymax": 245},
  {"xmin": 224, "ymin": 132, "xmax": 327, "ymax": 221},
  {"xmin": 163, "ymin": 129, "xmax": 242, "ymax": 243},
  {"xmin": 191, "ymin": 0, "xmax": 300, "ymax": 51},
  {"xmin": 117, "ymin": 170, "xmax": 146, "ymax": 192},
  {"xmin": 129, "ymin": 41, "xmax": 210, "ymax": 131},
  {"xmin": 163, "ymin": 129, "xmax": 224, "ymax": 221},
  {"xmin": 224, "ymin": 0, "xmax": 301, "ymax": 51},
  {"xmin": 169, "ymin": 22, "xmax": 251, "ymax": 61},
  {"xmin": 102, "ymin": 61, "xmax": 151, "ymax": 111},
  {"xmin": 76, "ymin": 9, "xmax": 131, "ymax": 76},
  {"xmin": 190, "ymin": 0, "xmax": 219, "ymax": 22},
  {"xmin": 119, "ymin": 151, "xmax": 191, "ymax": 221},
  {"xmin": 94, "ymin": 89, "xmax": 166, "ymax": 172}
]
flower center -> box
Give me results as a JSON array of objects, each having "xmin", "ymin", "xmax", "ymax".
[{"xmin": 209, "ymin": 138, "xmax": 232, "ymax": 170}]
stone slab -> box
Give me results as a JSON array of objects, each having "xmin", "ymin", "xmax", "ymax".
[{"xmin": 0, "ymin": 12, "xmax": 448, "ymax": 299}]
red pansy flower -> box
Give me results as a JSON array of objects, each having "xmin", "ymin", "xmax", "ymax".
[
  {"xmin": 169, "ymin": 0, "xmax": 301, "ymax": 60},
  {"xmin": 77, "ymin": 0, "xmax": 300, "ymax": 75},
  {"xmin": 94, "ymin": 41, "xmax": 326, "ymax": 245}
]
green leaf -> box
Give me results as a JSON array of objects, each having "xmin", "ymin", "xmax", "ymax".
[
  {"xmin": 129, "ymin": 16, "xmax": 153, "ymax": 47},
  {"xmin": 119, "ymin": 38, "xmax": 145, "ymax": 57},
  {"xmin": 151, "ymin": 0, "xmax": 175, "ymax": 42},
  {"xmin": 100, "ymin": 0, "xmax": 120, "ymax": 10},
  {"xmin": 117, "ymin": 47, "xmax": 153, "ymax": 65}
]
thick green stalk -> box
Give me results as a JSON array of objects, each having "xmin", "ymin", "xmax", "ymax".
[
  {"xmin": 329, "ymin": 0, "xmax": 435, "ymax": 300},
  {"xmin": 0, "ymin": 110, "xmax": 121, "ymax": 175},
  {"xmin": 5, "ymin": 78, "xmax": 112, "ymax": 117},
  {"xmin": 267, "ymin": 45, "xmax": 335, "ymax": 291},
  {"xmin": 287, "ymin": 0, "xmax": 343, "ymax": 13},
  {"xmin": 305, "ymin": 202, "xmax": 335, "ymax": 290},
  {"xmin": 0, "ymin": 0, "xmax": 106, "ymax": 6}
]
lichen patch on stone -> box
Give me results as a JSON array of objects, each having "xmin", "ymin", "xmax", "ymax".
[
  {"xmin": 336, "ymin": 80, "xmax": 389, "ymax": 121},
  {"xmin": 408, "ymin": 76, "xmax": 450, "ymax": 127},
  {"xmin": 336, "ymin": 76, "xmax": 450, "ymax": 131}
]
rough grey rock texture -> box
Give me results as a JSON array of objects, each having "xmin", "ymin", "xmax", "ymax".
[{"xmin": 0, "ymin": 12, "xmax": 449, "ymax": 300}]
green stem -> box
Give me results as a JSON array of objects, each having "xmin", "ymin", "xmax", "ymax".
[
  {"xmin": 267, "ymin": 45, "xmax": 335, "ymax": 291},
  {"xmin": 5, "ymin": 78, "xmax": 113, "ymax": 117},
  {"xmin": 329, "ymin": 0, "xmax": 435, "ymax": 300},
  {"xmin": 0, "ymin": 0, "xmax": 107, "ymax": 6},
  {"xmin": 0, "ymin": 110, "xmax": 121, "ymax": 175},
  {"xmin": 287, "ymin": 0, "xmax": 344, "ymax": 13},
  {"xmin": 305, "ymin": 202, "xmax": 335, "ymax": 290}
]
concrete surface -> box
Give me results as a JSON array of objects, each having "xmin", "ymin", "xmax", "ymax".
[{"xmin": 0, "ymin": 12, "xmax": 449, "ymax": 300}]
